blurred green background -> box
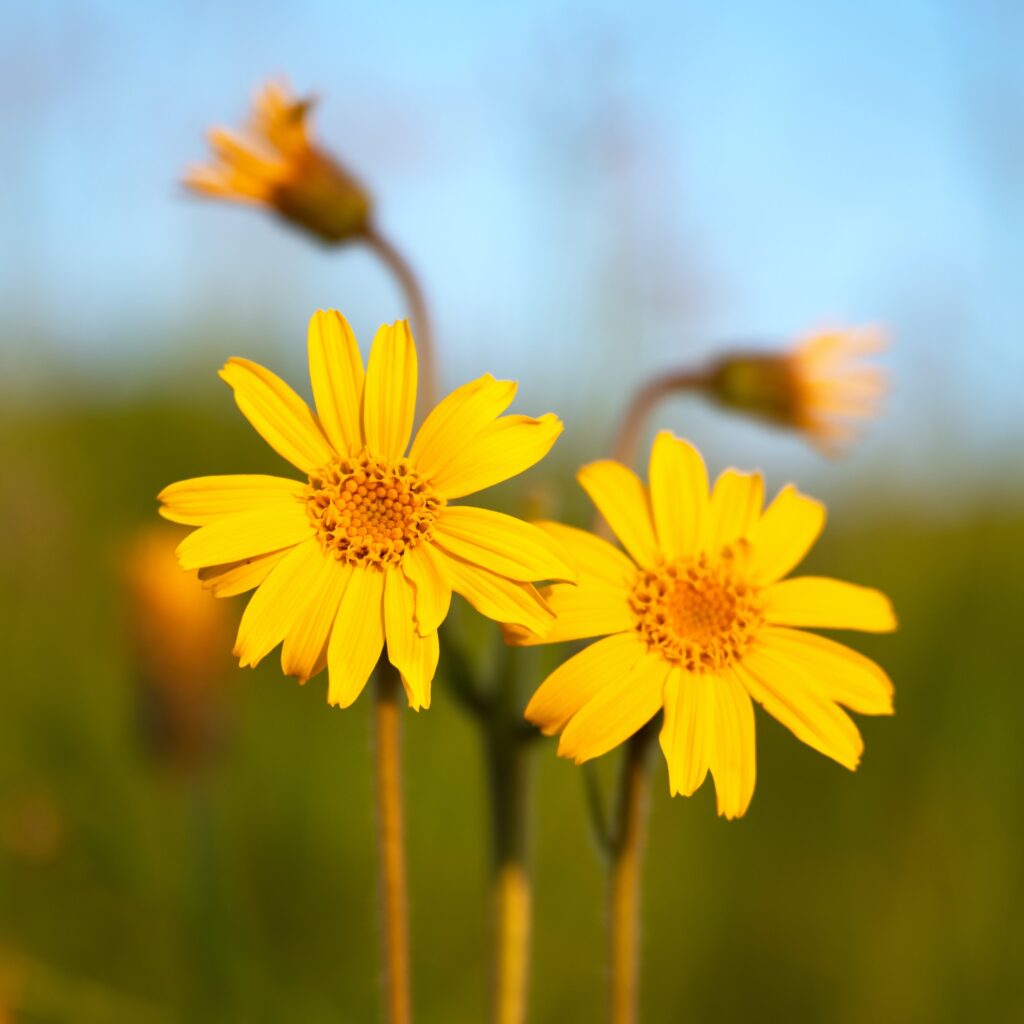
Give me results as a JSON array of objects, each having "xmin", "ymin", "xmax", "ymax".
[{"xmin": 3, "ymin": 1, "xmax": 1024, "ymax": 1021}]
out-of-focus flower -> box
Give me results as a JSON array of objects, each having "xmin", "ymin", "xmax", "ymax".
[
  {"xmin": 707, "ymin": 327, "xmax": 887, "ymax": 454},
  {"xmin": 159, "ymin": 310, "xmax": 572, "ymax": 711},
  {"xmin": 122, "ymin": 525, "xmax": 234, "ymax": 772},
  {"xmin": 511, "ymin": 431, "xmax": 896, "ymax": 819},
  {"xmin": 184, "ymin": 81, "xmax": 372, "ymax": 244}
]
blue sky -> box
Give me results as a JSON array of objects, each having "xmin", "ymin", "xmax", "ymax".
[{"xmin": 2, "ymin": 0, "xmax": 1022, "ymax": 495}]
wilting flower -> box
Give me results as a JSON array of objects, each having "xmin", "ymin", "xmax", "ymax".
[
  {"xmin": 706, "ymin": 327, "xmax": 887, "ymax": 454},
  {"xmin": 184, "ymin": 81, "xmax": 371, "ymax": 243},
  {"xmin": 121, "ymin": 525, "xmax": 234, "ymax": 771},
  {"xmin": 511, "ymin": 431, "xmax": 895, "ymax": 818},
  {"xmin": 160, "ymin": 311, "xmax": 571, "ymax": 710}
]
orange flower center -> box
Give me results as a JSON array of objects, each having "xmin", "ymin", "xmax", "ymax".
[
  {"xmin": 305, "ymin": 455, "xmax": 442, "ymax": 567},
  {"xmin": 629, "ymin": 549, "xmax": 763, "ymax": 672}
]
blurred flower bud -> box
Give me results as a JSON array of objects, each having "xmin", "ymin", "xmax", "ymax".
[
  {"xmin": 120, "ymin": 526, "xmax": 234, "ymax": 775},
  {"xmin": 707, "ymin": 327, "xmax": 887, "ymax": 454},
  {"xmin": 184, "ymin": 81, "xmax": 372, "ymax": 244}
]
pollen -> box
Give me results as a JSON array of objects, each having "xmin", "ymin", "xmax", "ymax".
[
  {"xmin": 305, "ymin": 454, "xmax": 443, "ymax": 566},
  {"xmin": 629, "ymin": 547, "xmax": 763, "ymax": 672}
]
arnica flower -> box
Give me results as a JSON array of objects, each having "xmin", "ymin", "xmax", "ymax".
[
  {"xmin": 706, "ymin": 328, "xmax": 887, "ymax": 454},
  {"xmin": 159, "ymin": 311, "xmax": 572, "ymax": 710},
  {"xmin": 184, "ymin": 81, "xmax": 371, "ymax": 244},
  {"xmin": 512, "ymin": 431, "xmax": 896, "ymax": 818}
]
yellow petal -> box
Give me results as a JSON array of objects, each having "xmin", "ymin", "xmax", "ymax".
[
  {"xmin": 762, "ymin": 577, "xmax": 897, "ymax": 632},
  {"xmin": 429, "ymin": 413, "xmax": 562, "ymax": 500},
  {"xmin": 648, "ymin": 432, "xmax": 709, "ymax": 558},
  {"xmin": 577, "ymin": 460, "xmax": 659, "ymax": 567},
  {"xmin": 746, "ymin": 485, "xmax": 825, "ymax": 584},
  {"xmin": 534, "ymin": 521, "xmax": 637, "ymax": 589},
  {"xmin": 384, "ymin": 568, "xmax": 438, "ymax": 710},
  {"xmin": 362, "ymin": 321, "xmax": 417, "ymax": 461},
  {"xmin": 401, "ymin": 542, "xmax": 452, "ymax": 636},
  {"xmin": 307, "ymin": 310, "xmax": 365, "ymax": 456},
  {"xmin": 659, "ymin": 668, "xmax": 714, "ymax": 796},
  {"xmin": 525, "ymin": 632, "xmax": 648, "ymax": 736},
  {"xmin": 409, "ymin": 374, "xmax": 517, "ymax": 481},
  {"xmin": 233, "ymin": 539, "xmax": 325, "ymax": 668},
  {"xmin": 198, "ymin": 548, "xmax": 290, "ymax": 597},
  {"xmin": 759, "ymin": 627, "xmax": 894, "ymax": 715},
  {"xmin": 737, "ymin": 645, "xmax": 864, "ymax": 770},
  {"xmin": 558, "ymin": 650, "xmax": 670, "ymax": 764},
  {"xmin": 507, "ymin": 580, "xmax": 633, "ymax": 646},
  {"xmin": 219, "ymin": 357, "xmax": 335, "ymax": 474},
  {"xmin": 439, "ymin": 551, "xmax": 554, "ymax": 634},
  {"xmin": 709, "ymin": 669, "xmax": 757, "ymax": 819},
  {"xmin": 176, "ymin": 504, "xmax": 313, "ymax": 570},
  {"xmin": 707, "ymin": 469, "xmax": 764, "ymax": 550},
  {"xmin": 159, "ymin": 474, "xmax": 306, "ymax": 526},
  {"xmin": 433, "ymin": 507, "xmax": 576, "ymax": 582},
  {"xmin": 327, "ymin": 565, "xmax": 385, "ymax": 707},
  {"xmin": 280, "ymin": 557, "xmax": 350, "ymax": 683}
]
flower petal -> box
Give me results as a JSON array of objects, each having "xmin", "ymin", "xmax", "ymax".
[
  {"xmin": 176, "ymin": 504, "xmax": 313, "ymax": 570},
  {"xmin": 648, "ymin": 432, "xmax": 709, "ymax": 558},
  {"xmin": 708, "ymin": 469, "xmax": 764, "ymax": 550},
  {"xmin": 762, "ymin": 577, "xmax": 897, "ymax": 632},
  {"xmin": 429, "ymin": 413, "xmax": 562, "ymax": 500},
  {"xmin": 534, "ymin": 521, "xmax": 637, "ymax": 590},
  {"xmin": 746, "ymin": 485, "xmax": 825, "ymax": 584},
  {"xmin": 159, "ymin": 474, "xmax": 306, "ymax": 526},
  {"xmin": 233, "ymin": 539, "xmax": 326, "ymax": 667},
  {"xmin": 506, "ymin": 580, "xmax": 633, "ymax": 646},
  {"xmin": 577, "ymin": 460, "xmax": 659, "ymax": 567},
  {"xmin": 709, "ymin": 669, "xmax": 757, "ymax": 818},
  {"xmin": 401, "ymin": 542, "xmax": 452, "ymax": 636},
  {"xmin": 384, "ymin": 568, "xmax": 438, "ymax": 710},
  {"xmin": 362, "ymin": 321, "xmax": 417, "ymax": 461},
  {"xmin": 659, "ymin": 668, "xmax": 714, "ymax": 797},
  {"xmin": 409, "ymin": 374, "xmax": 517, "ymax": 481},
  {"xmin": 558, "ymin": 650, "xmax": 670, "ymax": 764},
  {"xmin": 433, "ymin": 506, "xmax": 576, "ymax": 582},
  {"xmin": 307, "ymin": 310, "xmax": 365, "ymax": 456},
  {"xmin": 737, "ymin": 644, "xmax": 864, "ymax": 770},
  {"xmin": 327, "ymin": 565, "xmax": 386, "ymax": 707},
  {"xmin": 219, "ymin": 357, "xmax": 334, "ymax": 474},
  {"xmin": 525, "ymin": 632, "xmax": 648, "ymax": 737},
  {"xmin": 280, "ymin": 556, "xmax": 350, "ymax": 683},
  {"xmin": 759, "ymin": 627, "xmax": 894, "ymax": 715},
  {"xmin": 198, "ymin": 548, "xmax": 291, "ymax": 597},
  {"xmin": 439, "ymin": 551, "xmax": 554, "ymax": 634}
]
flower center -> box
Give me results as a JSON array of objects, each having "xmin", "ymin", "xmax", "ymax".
[
  {"xmin": 629, "ymin": 549, "xmax": 763, "ymax": 672},
  {"xmin": 305, "ymin": 455, "xmax": 442, "ymax": 567}
]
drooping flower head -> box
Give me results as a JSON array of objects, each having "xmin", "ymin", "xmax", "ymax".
[
  {"xmin": 707, "ymin": 327, "xmax": 887, "ymax": 454},
  {"xmin": 159, "ymin": 312, "xmax": 572, "ymax": 710},
  {"xmin": 184, "ymin": 81, "xmax": 371, "ymax": 244},
  {"xmin": 511, "ymin": 432, "xmax": 896, "ymax": 818}
]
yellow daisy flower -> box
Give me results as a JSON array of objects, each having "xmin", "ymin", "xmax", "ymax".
[
  {"xmin": 184, "ymin": 81, "xmax": 371, "ymax": 243},
  {"xmin": 708, "ymin": 327, "xmax": 887, "ymax": 454},
  {"xmin": 513, "ymin": 431, "xmax": 896, "ymax": 818},
  {"xmin": 159, "ymin": 311, "xmax": 572, "ymax": 710}
]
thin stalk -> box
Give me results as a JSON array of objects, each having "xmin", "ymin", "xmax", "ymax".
[
  {"xmin": 375, "ymin": 661, "xmax": 412, "ymax": 1024},
  {"xmin": 363, "ymin": 225, "xmax": 439, "ymax": 412}
]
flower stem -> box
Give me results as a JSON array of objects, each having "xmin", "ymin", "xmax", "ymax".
[
  {"xmin": 363, "ymin": 225, "xmax": 439, "ymax": 412},
  {"xmin": 375, "ymin": 661, "xmax": 412, "ymax": 1024},
  {"xmin": 609, "ymin": 723, "xmax": 656, "ymax": 1024}
]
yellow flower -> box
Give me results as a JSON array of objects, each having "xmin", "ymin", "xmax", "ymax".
[
  {"xmin": 184, "ymin": 81, "xmax": 371, "ymax": 243},
  {"xmin": 159, "ymin": 311, "xmax": 572, "ymax": 710},
  {"xmin": 708, "ymin": 327, "xmax": 887, "ymax": 454},
  {"xmin": 513, "ymin": 432, "xmax": 896, "ymax": 818}
]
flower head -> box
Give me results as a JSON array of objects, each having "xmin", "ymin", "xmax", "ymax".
[
  {"xmin": 512, "ymin": 432, "xmax": 896, "ymax": 818},
  {"xmin": 159, "ymin": 311, "xmax": 572, "ymax": 710},
  {"xmin": 707, "ymin": 328, "xmax": 887, "ymax": 454},
  {"xmin": 184, "ymin": 81, "xmax": 371, "ymax": 243}
]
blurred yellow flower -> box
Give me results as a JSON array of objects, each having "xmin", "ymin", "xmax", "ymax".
[
  {"xmin": 184, "ymin": 81, "xmax": 371, "ymax": 243},
  {"xmin": 512, "ymin": 432, "xmax": 896, "ymax": 818},
  {"xmin": 160, "ymin": 311, "xmax": 571, "ymax": 710},
  {"xmin": 708, "ymin": 327, "xmax": 887, "ymax": 454}
]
